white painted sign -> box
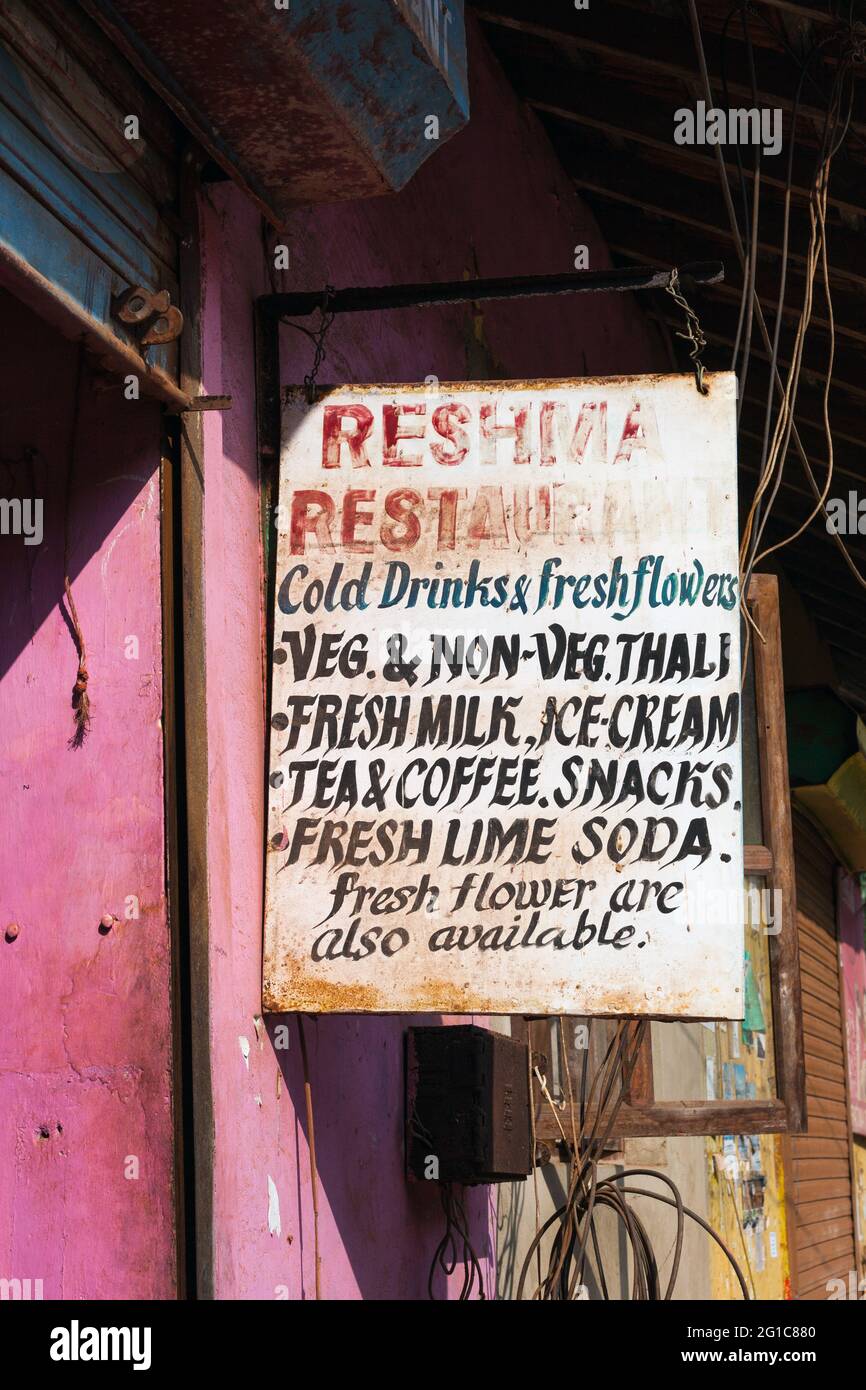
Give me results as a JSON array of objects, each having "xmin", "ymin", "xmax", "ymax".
[{"xmin": 263, "ymin": 374, "xmax": 743, "ymax": 1016}]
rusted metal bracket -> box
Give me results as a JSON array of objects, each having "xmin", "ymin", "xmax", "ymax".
[
  {"xmin": 254, "ymin": 258, "xmax": 726, "ymax": 505},
  {"xmin": 111, "ymin": 284, "xmax": 184, "ymax": 347},
  {"xmin": 181, "ymin": 395, "xmax": 233, "ymax": 413},
  {"xmin": 257, "ymin": 260, "xmax": 724, "ymax": 320}
]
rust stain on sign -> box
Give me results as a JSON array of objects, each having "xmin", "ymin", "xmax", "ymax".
[{"xmin": 263, "ymin": 374, "xmax": 744, "ymax": 1017}]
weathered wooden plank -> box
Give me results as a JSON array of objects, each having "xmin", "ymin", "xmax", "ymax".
[
  {"xmin": 535, "ymin": 1098, "xmax": 789, "ymax": 1142},
  {"xmin": 805, "ymin": 1075, "xmax": 848, "ymax": 1104},
  {"xmin": 751, "ymin": 575, "xmax": 805, "ymax": 1132},
  {"xmin": 795, "ymin": 1195, "xmax": 855, "ymax": 1226},
  {"xmin": 803, "ymin": 1015, "xmax": 845, "ymax": 1049},
  {"xmin": 744, "ymin": 844, "xmax": 773, "ymax": 875},
  {"xmin": 801, "ymin": 990, "xmax": 844, "ymax": 1027},
  {"xmin": 802, "ymin": 1040, "xmax": 847, "ymax": 1074},
  {"xmin": 794, "ymin": 1177, "xmax": 852, "ymax": 1204},
  {"xmin": 798, "ymin": 1267, "xmax": 854, "ymax": 1297},
  {"xmin": 799, "ymin": 949, "xmax": 844, "ymax": 994},
  {"xmin": 796, "ymin": 1215, "xmax": 854, "ymax": 1249},
  {"xmin": 805, "ymin": 1096, "xmax": 849, "ymax": 1126},
  {"xmin": 792, "ymin": 1157, "xmax": 852, "ymax": 1181},
  {"xmin": 795, "ymin": 1129, "xmax": 851, "ymax": 1156},
  {"xmin": 30, "ymin": 0, "xmax": 178, "ymax": 157},
  {"xmin": 797, "ymin": 1234, "xmax": 856, "ymax": 1274}
]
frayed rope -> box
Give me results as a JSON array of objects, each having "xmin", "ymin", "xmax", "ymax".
[
  {"xmin": 63, "ymin": 343, "xmax": 90, "ymax": 749},
  {"xmin": 64, "ymin": 574, "xmax": 90, "ymax": 748}
]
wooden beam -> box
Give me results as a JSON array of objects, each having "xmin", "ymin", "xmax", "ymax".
[
  {"xmin": 737, "ymin": 494, "xmax": 866, "ymax": 567},
  {"xmin": 779, "ymin": 610, "xmax": 866, "ymax": 653},
  {"xmin": 750, "ymin": 573, "xmax": 807, "ymax": 1133},
  {"xmin": 630, "ymin": 304, "xmax": 866, "ymax": 447},
  {"xmin": 610, "ymin": 244, "xmax": 866, "ymax": 350},
  {"xmin": 534, "ymin": 1097, "xmax": 790, "ymax": 1141},
  {"xmin": 478, "ymin": 16, "xmax": 844, "ymax": 148},
  {"xmin": 772, "ymin": 554, "xmax": 866, "ymax": 610},
  {"xmin": 745, "ymin": 844, "xmax": 774, "ymax": 875},
  {"xmin": 739, "ymin": 437, "xmax": 866, "ymax": 495},
  {"xmin": 613, "ymin": 0, "xmax": 851, "ymax": 43},
  {"xmin": 568, "ymin": 157, "xmax": 866, "ymax": 289},
  {"xmin": 643, "ymin": 303, "xmax": 866, "ymax": 404},
  {"xmin": 737, "ymin": 372, "xmax": 866, "ymax": 456},
  {"xmin": 738, "ymin": 403, "xmax": 866, "ymax": 470},
  {"xmin": 475, "ymin": 1, "xmax": 866, "ymax": 134},
  {"xmin": 580, "ymin": 204, "xmax": 866, "ymax": 348},
  {"xmin": 754, "ymin": 524, "xmax": 866, "ymax": 604},
  {"xmin": 737, "ymin": 450, "xmax": 866, "ymax": 500},
  {"xmin": 538, "ymin": 103, "xmax": 866, "ymax": 220}
]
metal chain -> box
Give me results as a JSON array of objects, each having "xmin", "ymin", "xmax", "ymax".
[
  {"xmin": 666, "ymin": 267, "xmax": 710, "ymax": 395},
  {"xmin": 303, "ymin": 284, "xmax": 336, "ymax": 402}
]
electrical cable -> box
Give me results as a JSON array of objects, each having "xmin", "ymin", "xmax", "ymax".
[
  {"xmin": 514, "ymin": 1020, "xmax": 751, "ymax": 1300},
  {"xmin": 751, "ymin": 26, "xmax": 811, "ymax": 533},
  {"xmin": 684, "ymin": 0, "xmax": 866, "ymax": 665},
  {"xmin": 745, "ymin": 30, "xmax": 861, "ymax": 578},
  {"xmin": 720, "ymin": 3, "xmax": 753, "ymax": 373},
  {"xmin": 428, "ymin": 1184, "xmax": 486, "ymax": 1300},
  {"xmin": 425, "ymin": 1022, "xmax": 751, "ymax": 1299},
  {"xmin": 735, "ymin": 5, "xmax": 762, "ymax": 420}
]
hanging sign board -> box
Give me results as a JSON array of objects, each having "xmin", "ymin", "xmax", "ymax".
[{"xmin": 263, "ymin": 374, "xmax": 743, "ymax": 1016}]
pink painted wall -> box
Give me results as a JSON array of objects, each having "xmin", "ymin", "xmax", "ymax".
[
  {"xmin": 198, "ymin": 23, "xmax": 666, "ymax": 1300},
  {"xmin": 0, "ymin": 290, "xmax": 177, "ymax": 1297}
]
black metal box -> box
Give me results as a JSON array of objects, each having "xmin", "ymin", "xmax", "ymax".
[{"xmin": 405, "ymin": 1025, "xmax": 532, "ymax": 1184}]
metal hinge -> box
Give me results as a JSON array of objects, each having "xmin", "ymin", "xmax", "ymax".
[{"xmin": 112, "ymin": 285, "xmax": 184, "ymax": 347}]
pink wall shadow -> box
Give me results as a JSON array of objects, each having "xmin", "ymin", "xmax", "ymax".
[{"xmin": 0, "ymin": 290, "xmax": 176, "ymax": 1299}]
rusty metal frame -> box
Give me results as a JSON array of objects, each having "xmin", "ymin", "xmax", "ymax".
[
  {"xmin": 254, "ymin": 259, "xmax": 725, "ymax": 527},
  {"xmin": 257, "ymin": 259, "xmax": 723, "ymax": 321}
]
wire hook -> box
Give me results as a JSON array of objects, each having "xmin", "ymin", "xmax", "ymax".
[
  {"xmin": 666, "ymin": 267, "xmax": 710, "ymax": 395},
  {"xmin": 303, "ymin": 284, "xmax": 336, "ymax": 404}
]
